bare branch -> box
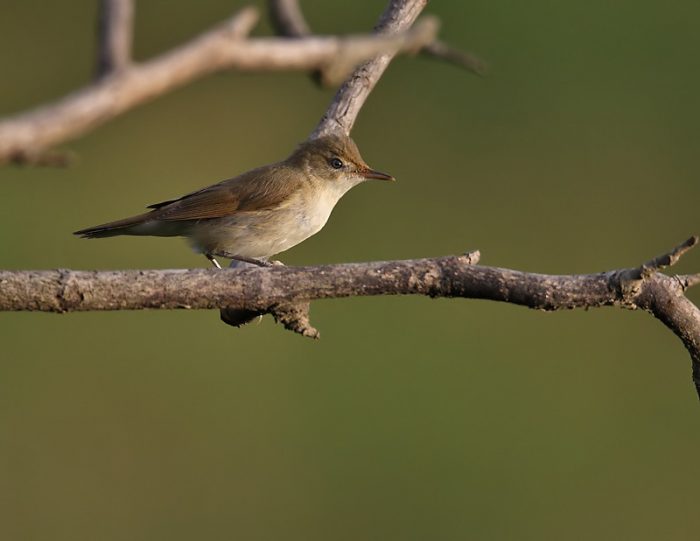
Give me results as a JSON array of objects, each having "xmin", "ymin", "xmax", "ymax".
[
  {"xmin": 270, "ymin": 0, "xmax": 484, "ymax": 85},
  {"xmin": 0, "ymin": 7, "xmax": 256, "ymax": 164},
  {"xmin": 219, "ymin": 250, "xmax": 481, "ymax": 336},
  {"xmin": 421, "ymin": 39, "xmax": 485, "ymax": 76},
  {"xmin": 0, "ymin": 240, "xmax": 698, "ymax": 394},
  {"xmin": 0, "ymin": 6, "xmax": 438, "ymax": 165},
  {"xmin": 311, "ymin": 0, "xmax": 428, "ymax": 138},
  {"xmin": 268, "ymin": 0, "xmax": 342, "ymax": 85},
  {"xmin": 614, "ymin": 236, "xmax": 700, "ymax": 292},
  {"xmin": 635, "ymin": 274, "xmax": 700, "ymax": 398},
  {"xmin": 96, "ymin": 0, "xmax": 134, "ymax": 78},
  {"xmin": 269, "ymin": 0, "xmax": 310, "ymax": 37},
  {"xmin": 0, "ymin": 253, "xmax": 486, "ymax": 313},
  {"xmin": 642, "ymin": 236, "xmax": 699, "ymax": 273}
]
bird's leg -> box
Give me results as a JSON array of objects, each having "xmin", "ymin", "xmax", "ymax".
[
  {"xmin": 215, "ymin": 251, "xmax": 275, "ymax": 268},
  {"xmin": 205, "ymin": 253, "xmax": 222, "ymax": 269},
  {"xmin": 236, "ymin": 256, "xmax": 274, "ymax": 267}
]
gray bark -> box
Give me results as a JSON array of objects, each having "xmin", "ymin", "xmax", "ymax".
[{"xmin": 1, "ymin": 244, "xmax": 698, "ymax": 401}]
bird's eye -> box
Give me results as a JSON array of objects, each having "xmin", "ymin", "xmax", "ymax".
[{"xmin": 330, "ymin": 158, "xmax": 343, "ymax": 169}]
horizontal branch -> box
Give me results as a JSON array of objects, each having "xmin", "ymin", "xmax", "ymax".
[
  {"xmin": 1, "ymin": 245, "xmax": 696, "ymax": 315},
  {"xmin": 0, "ymin": 254, "xmax": 485, "ymax": 313},
  {"xmin": 0, "ymin": 255, "xmax": 691, "ymax": 314},
  {"xmin": 2, "ymin": 239, "xmax": 698, "ymax": 396},
  {"xmin": 0, "ymin": 6, "xmax": 437, "ymax": 164}
]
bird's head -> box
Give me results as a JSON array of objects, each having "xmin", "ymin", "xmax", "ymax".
[{"xmin": 289, "ymin": 134, "xmax": 394, "ymax": 190}]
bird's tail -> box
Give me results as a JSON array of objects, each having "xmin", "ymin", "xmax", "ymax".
[{"xmin": 73, "ymin": 212, "xmax": 153, "ymax": 238}]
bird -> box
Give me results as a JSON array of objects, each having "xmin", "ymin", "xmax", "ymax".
[{"xmin": 74, "ymin": 134, "xmax": 394, "ymax": 269}]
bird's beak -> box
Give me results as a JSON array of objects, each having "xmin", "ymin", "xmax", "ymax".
[{"xmin": 361, "ymin": 167, "xmax": 395, "ymax": 181}]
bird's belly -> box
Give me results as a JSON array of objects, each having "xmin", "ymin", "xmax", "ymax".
[{"xmin": 188, "ymin": 202, "xmax": 334, "ymax": 258}]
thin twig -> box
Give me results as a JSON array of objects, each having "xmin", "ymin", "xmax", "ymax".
[
  {"xmin": 421, "ymin": 39, "xmax": 485, "ymax": 75},
  {"xmin": 643, "ymin": 236, "xmax": 699, "ymax": 272},
  {"xmin": 269, "ymin": 0, "xmax": 310, "ymax": 37},
  {"xmin": 96, "ymin": 0, "xmax": 134, "ymax": 78}
]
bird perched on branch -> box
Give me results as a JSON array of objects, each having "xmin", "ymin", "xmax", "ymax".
[{"xmin": 74, "ymin": 134, "xmax": 394, "ymax": 269}]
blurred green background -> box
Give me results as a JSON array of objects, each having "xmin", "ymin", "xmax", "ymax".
[{"xmin": 1, "ymin": 0, "xmax": 699, "ymax": 539}]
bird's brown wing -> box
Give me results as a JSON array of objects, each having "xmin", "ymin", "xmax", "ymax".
[{"xmin": 148, "ymin": 164, "xmax": 301, "ymax": 222}]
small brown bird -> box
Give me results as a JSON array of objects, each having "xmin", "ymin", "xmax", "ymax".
[{"xmin": 74, "ymin": 134, "xmax": 394, "ymax": 268}]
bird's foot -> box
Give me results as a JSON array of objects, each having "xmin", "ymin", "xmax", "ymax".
[
  {"xmin": 214, "ymin": 251, "xmax": 279, "ymax": 268},
  {"xmin": 233, "ymin": 256, "xmax": 272, "ymax": 267}
]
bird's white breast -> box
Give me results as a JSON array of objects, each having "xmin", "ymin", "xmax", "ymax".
[{"xmin": 188, "ymin": 181, "xmax": 350, "ymax": 258}]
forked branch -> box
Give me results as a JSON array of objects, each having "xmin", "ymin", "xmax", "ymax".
[
  {"xmin": 0, "ymin": 2, "xmax": 441, "ymax": 164},
  {"xmin": 269, "ymin": 0, "xmax": 485, "ymax": 79}
]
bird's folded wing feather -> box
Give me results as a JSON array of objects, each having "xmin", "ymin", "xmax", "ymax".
[{"xmin": 147, "ymin": 165, "xmax": 301, "ymax": 222}]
